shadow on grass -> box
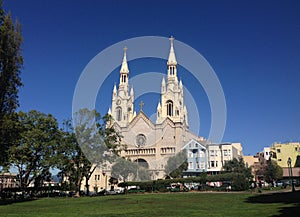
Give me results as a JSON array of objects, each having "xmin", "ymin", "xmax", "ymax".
[
  {"xmin": 246, "ymin": 190, "xmax": 300, "ymax": 217},
  {"xmin": 0, "ymin": 198, "xmax": 36, "ymax": 206}
]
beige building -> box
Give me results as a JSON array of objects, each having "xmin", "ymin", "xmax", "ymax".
[
  {"xmin": 81, "ymin": 167, "xmax": 112, "ymax": 194},
  {"xmin": 207, "ymin": 143, "xmax": 243, "ymax": 174},
  {"xmin": 270, "ymin": 142, "xmax": 300, "ymax": 168},
  {"xmin": 0, "ymin": 173, "xmax": 18, "ymax": 189},
  {"xmin": 243, "ymin": 154, "xmax": 261, "ymax": 181}
]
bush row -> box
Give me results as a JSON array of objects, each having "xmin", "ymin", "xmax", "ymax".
[{"xmin": 118, "ymin": 173, "xmax": 249, "ymax": 192}]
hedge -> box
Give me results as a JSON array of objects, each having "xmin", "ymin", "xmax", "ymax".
[{"xmin": 118, "ymin": 173, "xmax": 249, "ymax": 192}]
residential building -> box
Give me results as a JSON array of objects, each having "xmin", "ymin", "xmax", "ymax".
[
  {"xmin": 182, "ymin": 139, "xmax": 207, "ymax": 176},
  {"xmin": 270, "ymin": 142, "xmax": 300, "ymax": 168},
  {"xmin": 206, "ymin": 142, "xmax": 243, "ymax": 174},
  {"xmin": 263, "ymin": 147, "xmax": 271, "ymax": 160},
  {"xmin": 0, "ymin": 173, "xmax": 19, "ymax": 189}
]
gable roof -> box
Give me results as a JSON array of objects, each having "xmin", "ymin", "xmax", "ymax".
[{"xmin": 182, "ymin": 139, "xmax": 207, "ymax": 151}]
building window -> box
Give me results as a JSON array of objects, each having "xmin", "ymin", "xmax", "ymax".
[
  {"xmin": 170, "ymin": 66, "xmax": 175, "ymax": 75},
  {"xmin": 188, "ymin": 162, "xmax": 193, "ymax": 169},
  {"xmin": 210, "ymin": 150, "xmax": 215, "ymax": 156},
  {"xmin": 215, "ymin": 161, "xmax": 218, "ymax": 167},
  {"xmin": 224, "ymin": 150, "xmax": 228, "ymax": 156},
  {"xmin": 167, "ymin": 100, "xmax": 173, "ymax": 116},
  {"xmin": 211, "ymin": 161, "xmax": 215, "ymax": 167},
  {"xmin": 121, "ymin": 74, "xmax": 127, "ymax": 83},
  {"xmin": 95, "ymin": 175, "xmax": 97, "ymax": 181},
  {"xmin": 200, "ymin": 163, "xmax": 205, "ymax": 169},
  {"xmin": 116, "ymin": 107, "xmax": 122, "ymax": 121},
  {"xmin": 188, "ymin": 151, "xmax": 193, "ymax": 158},
  {"xmin": 277, "ymin": 149, "xmax": 281, "ymax": 153},
  {"xmin": 199, "ymin": 152, "xmax": 204, "ymax": 158}
]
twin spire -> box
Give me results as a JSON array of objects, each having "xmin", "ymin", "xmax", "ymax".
[
  {"xmin": 120, "ymin": 36, "xmax": 177, "ymax": 76},
  {"xmin": 118, "ymin": 36, "xmax": 178, "ymax": 94},
  {"xmin": 120, "ymin": 46, "xmax": 129, "ymax": 73},
  {"xmin": 167, "ymin": 36, "xmax": 177, "ymax": 65},
  {"xmin": 111, "ymin": 36, "xmax": 187, "ymax": 126}
]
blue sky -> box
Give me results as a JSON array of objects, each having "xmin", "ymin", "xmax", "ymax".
[{"xmin": 4, "ymin": 0, "xmax": 300, "ymax": 155}]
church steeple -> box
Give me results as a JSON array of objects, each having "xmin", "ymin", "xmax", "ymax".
[
  {"xmin": 167, "ymin": 36, "xmax": 177, "ymax": 66},
  {"xmin": 167, "ymin": 36, "xmax": 178, "ymax": 81},
  {"xmin": 156, "ymin": 36, "xmax": 188, "ymax": 126},
  {"xmin": 119, "ymin": 47, "xmax": 129, "ymax": 93},
  {"xmin": 111, "ymin": 47, "xmax": 135, "ymax": 127}
]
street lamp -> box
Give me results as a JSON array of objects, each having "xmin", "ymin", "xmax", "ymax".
[{"xmin": 287, "ymin": 157, "xmax": 295, "ymax": 192}]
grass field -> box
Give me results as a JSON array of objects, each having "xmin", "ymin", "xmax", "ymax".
[{"xmin": 1, "ymin": 191, "xmax": 299, "ymax": 217}]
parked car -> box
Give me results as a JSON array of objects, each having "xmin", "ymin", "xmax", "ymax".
[{"xmin": 105, "ymin": 190, "xmax": 117, "ymax": 195}]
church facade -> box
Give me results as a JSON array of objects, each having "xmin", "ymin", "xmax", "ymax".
[
  {"xmin": 107, "ymin": 38, "xmax": 206, "ymax": 179},
  {"xmin": 80, "ymin": 38, "xmax": 244, "ymax": 193}
]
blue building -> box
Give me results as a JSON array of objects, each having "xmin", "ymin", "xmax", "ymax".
[{"xmin": 182, "ymin": 139, "xmax": 207, "ymax": 177}]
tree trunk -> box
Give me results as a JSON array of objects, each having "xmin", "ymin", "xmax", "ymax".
[
  {"xmin": 74, "ymin": 180, "xmax": 81, "ymax": 197},
  {"xmin": 85, "ymin": 178, "xmax": 89, "ymax": 196}
]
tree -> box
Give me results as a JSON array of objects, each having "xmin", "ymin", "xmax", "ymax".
[
  {"xmin": 264, "ymin": 160, "xmax": 283, "ymax": 183},
  {"xmin": 111, "ymin": 157, "xmax": 138, "ymax": 182},
  {"xmin": 223, "ymin": 158, "xmax": 251, "ymax": 177},
  {"xmin": 165, "ymin": 150, "xmax": 187, "ymax": 178},
  {"xmin": 56, "ymin": 119, "xmax": 86, "ymax": 196},
  {"xmin": 223, "ymin": 158, "xmax": 252, "ymax": 190},
  {"xmin": 57, "ymin": 109, "xmax": 122, "ymax": 196},
  {"xmin": 0, "ymin": 0, "xmax": 24, "ymax": 166},
  {"xmin": 9, "ymin": 110, "xmax": 60, "ymax": 194},
  {"xmin": 294, "ymin": 155, "xmax": 300, "ymax": 167}
]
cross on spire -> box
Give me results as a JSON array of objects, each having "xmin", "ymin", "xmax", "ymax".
[
  {"xmin": 139, "ymin": 101, "xmax": 144, "ymax": 111},
  {"xmin": 123, "ymin": 46, "xmax": 127, "ymax": 55},
  {"xmin": 167, "ymin": 36, "xmax": 177, "ymax": 65},
  {"xmin": 169, "ymin": 36, "xmax": 175, "ymax": 46}
]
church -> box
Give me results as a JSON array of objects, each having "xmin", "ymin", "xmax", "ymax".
[
  {"xmin": 80, "ymin": 37, "xmax": 243, "ymax": 193},
  {"xmin": 107, "ymin": 37, "xmax": 207, "ymax": 179}
]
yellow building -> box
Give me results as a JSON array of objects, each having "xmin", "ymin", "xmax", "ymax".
[{"xmin": 270, "ymin": 142, "xmax": 300, "ymax": 168}]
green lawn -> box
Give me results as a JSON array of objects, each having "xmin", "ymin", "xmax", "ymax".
[{"xmin": 0, "ymin": 191, "xmax": 299, "ymax": 217}]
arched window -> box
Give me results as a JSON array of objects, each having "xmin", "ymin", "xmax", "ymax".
[
  {"xmin": 121, "ymin": 74, "xmax": 127, "ymax": 83},
  {"xmin": 169, "ymin": 66, "xmax": 175, "ymax": 75},
  {"xmin": 116, "ymin": 107, "xmax": 122, "ymax": 121},
  {"xmin": 166, "ymin": 100, "xmax": 173, "ymax": 116}
]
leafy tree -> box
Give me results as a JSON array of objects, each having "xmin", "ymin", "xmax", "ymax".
[
  {"xmin": 223, "ymin": 158, "xmax": 252, "ymax": 190},
  {"xmin": 111, "ymin": 157, "xmax": 138, "ymax": 182},
  {"xmin": 294, "ymin": 155, "xmax": 300, "ymax": 167},
  {"xmin": 57, "ymin": 109, "xmax": 121, "ymax": 196},
  {"xmin": 223, "ymin": 158, "xmax": 251, "ymax": 177},
  {"xmin": 0, "ymin": 0, "xmax": 23, "ymax": 166},
  {"xmin": 9, "ymin": 110, "xmax": 60, "ymax": 194},
  {"xmin": 264, "ymin": 160, "xmax": 283, "ymax": 183},
  {"xmin": 165, "ymin": 150, "xmax": 187, "ymax": 178},
  {"xmin": 136, "ymin": 166, "xmax": 151, "ymax": 181}
]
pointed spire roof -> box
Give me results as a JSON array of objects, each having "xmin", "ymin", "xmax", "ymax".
[
  {"xmin": 161, "ymin": 76, "xmax": 166, "ymax": 86},
  {"xmin": 120, "ymin": 47, "xmax": 129, "ymax": 73},
  {"xmin": 157, "ymin": 102, "xmax": 161, "ymax": 109},
  {"xmin": 167, "ymin": 36, "xmax": 177, "ymax": 65},
  {"xmin": 130, "ymin": 85, "xmax": 134, "ymax": 96},
  {"xmin": 113, "ymin": 83, "xmax": 117, "ymax": 93}
]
